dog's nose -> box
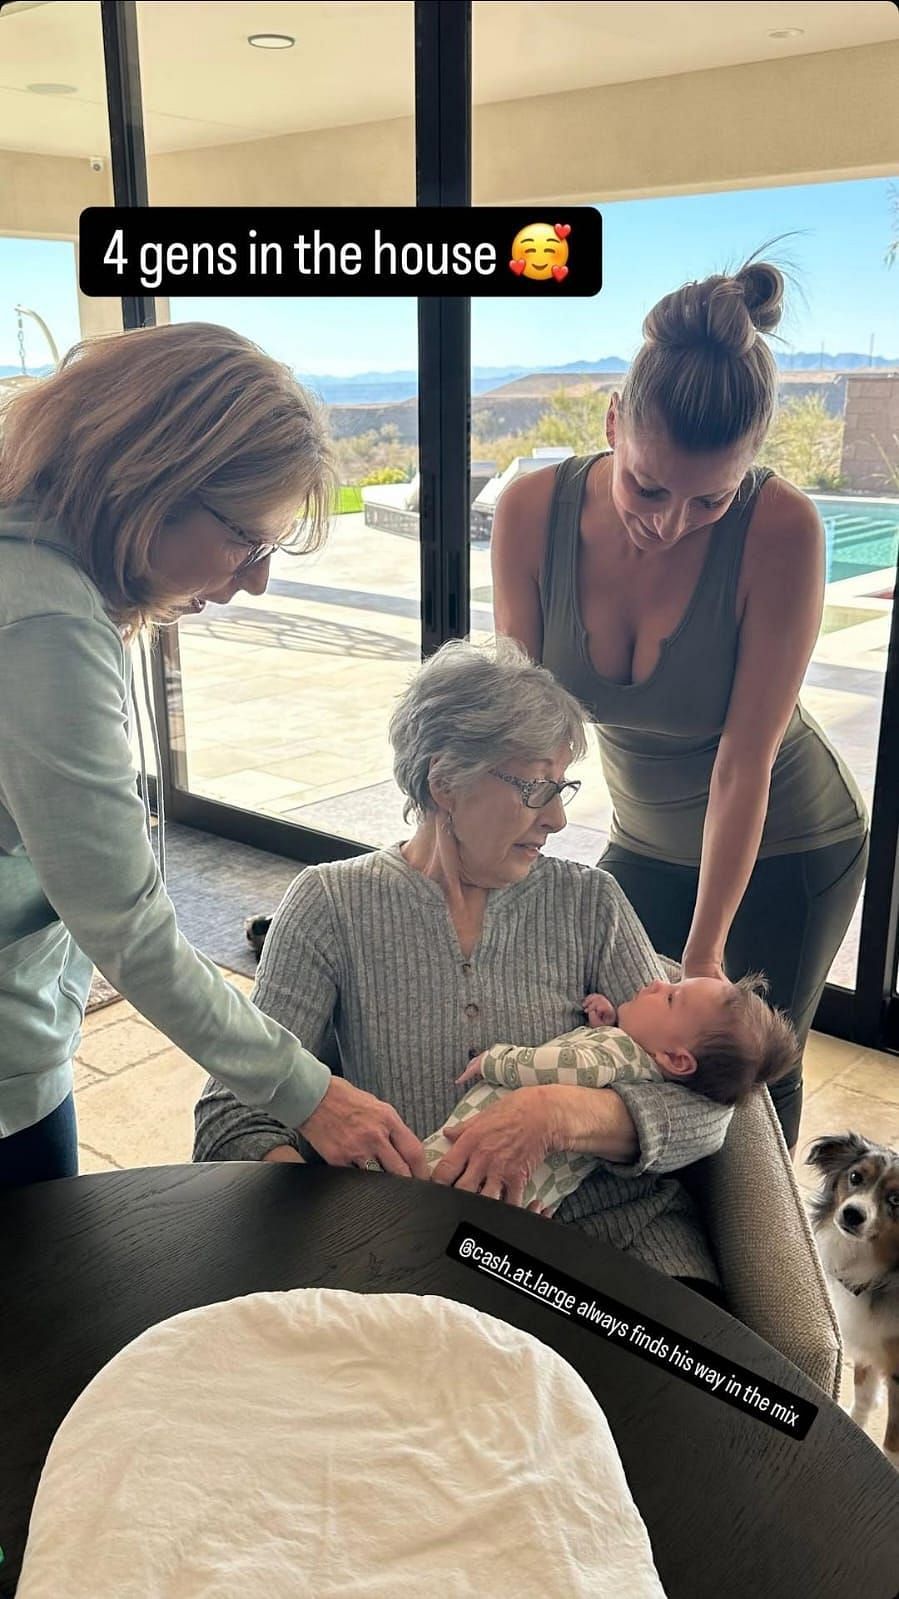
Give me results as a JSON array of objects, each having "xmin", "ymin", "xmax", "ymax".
[{"xmin": 840, "ymin": 1205, "xmax": 865, "ymax": 1232}]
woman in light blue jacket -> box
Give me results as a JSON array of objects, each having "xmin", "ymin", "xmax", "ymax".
[{"xmin": 0, "ymin": 322, "xmax": 427, "ymax": 1187}]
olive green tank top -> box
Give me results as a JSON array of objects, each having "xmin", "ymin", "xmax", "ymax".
[{"xmin": 539, "ymin": 452, "xmax": 867, "ymax": 867}]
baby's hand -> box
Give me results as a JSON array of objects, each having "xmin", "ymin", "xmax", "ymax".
[
  {"xmin": 583, "ymin": 992, "xmax": 617, "ymax": 1028},
  {"xmin": 455, "ymin": 1053, "xmax": 485, "ymax": 1087}
]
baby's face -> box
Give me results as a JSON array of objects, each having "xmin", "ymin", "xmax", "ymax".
[{"xmin": 617, "ymin": 978, "xmax": 736, "ymax": 1066}]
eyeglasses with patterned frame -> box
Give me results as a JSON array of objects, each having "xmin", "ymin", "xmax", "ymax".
[{"xmin": 489, "ymin": 769, "xmax": 582, "ymax": 810}]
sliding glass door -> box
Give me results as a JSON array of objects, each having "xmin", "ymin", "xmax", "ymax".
[
  {"xmin": 22, "ymin": 0, "xmax": 897, "ymax": 1049},
  {"xmin": 130, "ymin": 0, "xmax": 420, "ymax": 854},
  {"xmin": 468, "ymin": 0, "xmax": 899, "ymax": 1044}
]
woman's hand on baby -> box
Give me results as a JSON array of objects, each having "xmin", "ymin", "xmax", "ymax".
[
  {"xmin": 430, "ymin": 1087, "xmax": 561, "ymax": 1208},
  {"xmin": 681, "ymin": 951, "xmax": 728, "ymax": 984},
  {"xmin": 299, "ymin": 1076, "xmax": 430, "ymax": 1179},
  {"xmin": 455, "ymin": 1052, "xmax": 485, "ymax": 1087},
  {"xmin": 583, "ymin": 992, "xmax": 617, "ymax": 1027}
]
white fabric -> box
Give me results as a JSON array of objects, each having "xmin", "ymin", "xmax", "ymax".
[{"xmin": 18, "ymin": 1290, "xmax": 668, "ymax": 1598}]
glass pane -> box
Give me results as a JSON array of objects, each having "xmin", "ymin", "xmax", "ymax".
[
  {"xmin": 472, "ymin": 0, "xmax": 899, "ymax": 989},
  {"xmin": 803, "ymin": 490, "xmax": 897, "ymax": 988},
  {"xmin": 894, "ymin": 901, "xmax": 899, "ymax": 1007},
  {"xmin": 137, "ymin": 0, "xmax": 417, "ymax": 847},
  {"xmin": 0, "ymin": 3, "xmax": 145, "ymax": 759},
  {"xmin": 0, "ymin": 1, "xmax": 120, "ymax": 363}
]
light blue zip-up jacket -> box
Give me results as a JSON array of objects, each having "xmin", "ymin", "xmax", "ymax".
[{"xmin": 0, "ymin": 500, "xmax": 331, "ymax": 1139}]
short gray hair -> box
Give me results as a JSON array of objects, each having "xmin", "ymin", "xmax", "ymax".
[{"xmin": 389, "ymin": 637, "xmax": 589, "ymax": 822}]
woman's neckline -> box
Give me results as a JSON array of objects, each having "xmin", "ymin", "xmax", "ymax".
[
  {"xmin": 567, "ymin": 450, "xmax": 748, "ymax": 694},
  {"xmin": 386, "ymin": 840, "xmax": 548, "ymax": 905},
  {"xmin": 385, "ymin": 841, "xmax": 549, "ymax": 963}
]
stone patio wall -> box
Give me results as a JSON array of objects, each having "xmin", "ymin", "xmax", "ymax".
[{"xmin": 840, "ymin": 373, "xmax": 899, "ymax": 492}]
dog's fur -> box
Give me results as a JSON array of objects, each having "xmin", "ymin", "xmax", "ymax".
[
  {"xmin": 245, "ymin": 914, "xmax": 272, "ymax": 960},
  {"xmin": 806, "ymin": 1131, "xmax": 899, "ymax": 1469}
]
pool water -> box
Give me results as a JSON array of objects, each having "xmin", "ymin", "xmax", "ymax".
[{"xmin": 812, "ymin": 496, "xmax": 899, "ymax": 586}]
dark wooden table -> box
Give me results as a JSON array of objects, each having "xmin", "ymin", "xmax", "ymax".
[{"xmin": 1, "ymin": 1165, "xmax": 897, "ymax": 1597}]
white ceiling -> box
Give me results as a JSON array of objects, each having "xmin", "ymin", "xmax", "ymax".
[{"xmin": 0, "ymin": 0, "xmax": 896, "ymax": 159}]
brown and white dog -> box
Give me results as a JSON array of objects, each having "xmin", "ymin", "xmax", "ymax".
[{"xmin": 806, "ymin": 1131, "xmax": 899, "ymax": 1469}]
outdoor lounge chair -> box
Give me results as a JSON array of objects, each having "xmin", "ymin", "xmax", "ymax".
[{"xmin": 362, "ymin": 463, "xmax": 497, "ymax": 539}]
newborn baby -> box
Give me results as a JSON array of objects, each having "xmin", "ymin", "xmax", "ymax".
[{"xmin": 423, "ymin": 975, "xmax": 797, "ymax": 1214}]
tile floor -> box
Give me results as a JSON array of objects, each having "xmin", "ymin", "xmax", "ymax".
[{"xmin": 73, "ymin": 981, "xmax": 898, "ymax": 1458}]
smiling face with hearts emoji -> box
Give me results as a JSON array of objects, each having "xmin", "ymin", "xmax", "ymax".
[{"xmin": 509, "ymin": 221, "xmax": 570, "ymax": 282}]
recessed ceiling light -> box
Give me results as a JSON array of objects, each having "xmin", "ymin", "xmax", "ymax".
[
  {"xmin": 768, "ymin": 27, "xmax": 804, "ymax": 39},
  {"xmin": 247, "ymin": 33, "xmax": 295, "ymax": 49},
  {"xmin": 26, "ymin": 82, "xmax": 78, "ymax": 95}
]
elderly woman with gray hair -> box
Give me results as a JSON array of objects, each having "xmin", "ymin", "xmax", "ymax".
[{"xmin": 194, "ymin": 640, "xmax": 731, "ymax": 1295}]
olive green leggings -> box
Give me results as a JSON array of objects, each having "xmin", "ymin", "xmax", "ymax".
[{"xmin": 599, "ymin": 833, "xmax": 869, "ymax": 1149}]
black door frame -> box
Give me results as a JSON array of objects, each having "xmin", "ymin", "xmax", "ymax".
[{"xmin": 99, "ymin": 0, "xmax": 899, "ymax": 1052}]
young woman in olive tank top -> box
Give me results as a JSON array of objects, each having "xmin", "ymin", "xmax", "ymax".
[{"xmin": 492, "ymin": 259, "xmax": 868, "ymax": 1151}]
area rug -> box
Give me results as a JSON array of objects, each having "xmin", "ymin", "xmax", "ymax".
[
  {"xmin": 78, "ymin": 823, "xmax": 313, "ymax": 1015},
  {"xmin": 86, "ymin": 972, "xmax": 122, "ymax": 1014},
  {"xmin": 162, "ymin": 821, "xmax": 305, "ymax": 977}
]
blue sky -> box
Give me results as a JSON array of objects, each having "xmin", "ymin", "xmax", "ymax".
[{"xmin": 1, "ymin": 177, "xmax": 896, "ymax": 372}]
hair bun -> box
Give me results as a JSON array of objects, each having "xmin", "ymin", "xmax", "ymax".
[
  {"xmin": 734, "ymin": 261, "xmax": 784, "ymax": 337},
  {"xmin": 642, "ymin": 262, "xmax": 784, "ymax": 358}
]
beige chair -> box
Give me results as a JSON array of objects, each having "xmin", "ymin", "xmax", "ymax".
[{"xmin": 661, "ymin": 959, "xmax": 842, "ymax": 1398}]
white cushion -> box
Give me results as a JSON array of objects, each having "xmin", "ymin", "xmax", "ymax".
[{"xmin": 18, "ymin": 1289, "xmax": 668, "ymax": 1597}]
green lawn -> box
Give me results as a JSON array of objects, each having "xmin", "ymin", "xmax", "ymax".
[{"xmin": 334, "ymin": 485, "xmax": 363, "ymax": 515}]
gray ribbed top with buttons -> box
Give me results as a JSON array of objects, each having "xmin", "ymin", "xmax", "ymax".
[{"xmin": 193, "ymin": 847, "xmax": 730, "ymax": 1281}]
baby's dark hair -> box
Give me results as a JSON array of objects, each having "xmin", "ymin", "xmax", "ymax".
[{"xmin": 690, "ymin": 973, "xmax": 799, "ymax": 1105}]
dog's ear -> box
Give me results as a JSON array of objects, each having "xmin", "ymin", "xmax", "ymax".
[{"xmin": 804, "ymin": 1130, "xmax": 868, "ymax": 1175}]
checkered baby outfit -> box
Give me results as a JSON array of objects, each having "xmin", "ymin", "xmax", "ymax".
[{"xmin": 422, "ymin": 1026, "xmax": 661, "ymax": 1214}]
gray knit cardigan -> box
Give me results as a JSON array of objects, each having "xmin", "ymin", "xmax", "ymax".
[{"xmin": 194, "ymin": 848, "xmax": 730, "ymax": 1281}]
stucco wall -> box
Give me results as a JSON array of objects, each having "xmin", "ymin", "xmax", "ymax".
[{"xmin": 840, "ymin": 374, "xmax": 899, "ymax": 492}]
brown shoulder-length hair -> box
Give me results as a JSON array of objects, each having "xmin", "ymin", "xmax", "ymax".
[{"xmin": 0, "ymin": 321, "xmax": 337, "ymax": 631}]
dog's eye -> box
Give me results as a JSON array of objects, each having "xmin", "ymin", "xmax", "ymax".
[{"xmin": 848, "ymin": 1169, "xmax": 863, "ymax": 1187}]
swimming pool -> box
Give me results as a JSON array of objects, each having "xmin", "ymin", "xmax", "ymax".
[{"xmin": 812, "ymin": 495, "xmax": 899, "ymax": 586}]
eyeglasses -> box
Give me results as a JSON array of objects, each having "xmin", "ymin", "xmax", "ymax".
[
  {"xmin": 196, "ymin": 499, "xmax": 278, "ymax": 571},
  {"xmin": 490, "ymin": 769, "xmax": 582, "ymax": 810}
]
